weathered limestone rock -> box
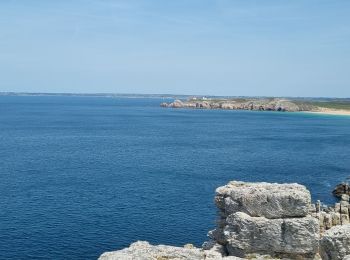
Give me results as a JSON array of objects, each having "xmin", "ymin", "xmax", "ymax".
[
  {"xmin": 335, "ymin": 203, "xmax": 341, "ymax": 213},
  {"xmin": 208, "ymin": 227, "xmax": 227, "ymax": 245},
  {"xmin": 160, "ymin": 98, "xmax": 315, "ymax": 112},
  {"xmin": 223, "ymin": 212, "xmax": 319, "ymax": 258},
  {"xmin": 98, "ymin": 241, "xmax": 244, "ymax": 260},
  {"xmin": 331, "ymin": 212, "xmax": 341, "ymax": 226},
  {"xmin": 207, "ymin": 181, "xmax": 321, "ymax": 259},
  {"xmin": 341, "ymin": 214, "xmax": 350, "ymax": 225},
  {"xmin": 342, "ymin": 194, "xmax": 350, "ymax": 202},
  {"xmin": 316, "ymin": 200, "xmax": 322, "ymax": 213},
  {"xmin": 202, "ymin": 240, "xmax": 227, "ymax": 256},
  {"xmin": 333, "ymin": 183, "xmax": 350, "ymax": 198},
  {"xmin": 215, "ymin": 181, "xmax": 311, "ymax": 219},
  {"xmin": 312, "ymin": 193, "xmax": 350, "ymax": 232},
  {"xmin": 320, "ymin": 225, "xmax": 350, "ymax": 260}
]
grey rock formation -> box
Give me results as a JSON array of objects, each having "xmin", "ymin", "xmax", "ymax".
[
  {"xmin": 160, "ymin": 98, "xmax": 315, "ymax": 112},
  {"xmin": 98, "ymin": 241, "xmax": 244, "ymax": 260},
  {"xmin": 202, "ymin": 240, "xmax": 227, "ymax": 256},
  {"xmin": 215, "ymin": 181, "xmax": 311, "ymax": 218},
  {"xmin": 333, "ymin": 183, "xmax": 350, "ymax": 198},
  {"xmin": 320, "ymin": 225, "xmax": 350, "ymax": 260},
  {"xmin": 311, "ymin": 191, "xmax": 350, "ymax": 233},
  {"xmin": 208, "ymin": 181, "xmax": 319, "ymax": 259},
  {"xmin": 223, "ymin": 212, "xmax": 319, "ymax": 258}
]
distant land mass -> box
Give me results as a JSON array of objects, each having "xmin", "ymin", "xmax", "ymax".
[
  {"xmin": 160, "ymin": 97, "xmax": 350, "ymax": 116},
  {"xmin": 1, "ymin": 92, "xmax": 350, "ymax": 115}
]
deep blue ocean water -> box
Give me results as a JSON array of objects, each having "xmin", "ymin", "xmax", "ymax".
[{"xmin": 0, "ymin": 96, "xmax": 350, "ymax": 259}]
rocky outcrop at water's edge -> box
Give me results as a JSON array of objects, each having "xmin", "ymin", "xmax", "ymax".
[
  {"xmin": 99, "ymin": 181, "xmax": 350, "ymax": 260},
  {"xmin": 160, "ymin": 98, "xmax": 316, "ymax": 112}
]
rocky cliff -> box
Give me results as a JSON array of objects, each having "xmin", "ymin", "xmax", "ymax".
[
  {"xmin": 310, "ymin": 194, "xmax": 350, "ymax": 234},
  {"xmin": 160, "ymin": 98, "xmax": 315, "ymax": 112},
  {"xmin": 99, "ymin": 181, "xmax": 350, "ymax": 260},
  {"xmin": 207, "ymin": 181, "xmax": 319, "ymax": 259}
]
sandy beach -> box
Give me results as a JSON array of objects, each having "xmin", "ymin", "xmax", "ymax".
[{"xmin": 305, "ymin": 109, "xmax": 350, "ymax": 116}]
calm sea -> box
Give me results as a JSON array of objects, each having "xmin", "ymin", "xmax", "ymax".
[{"xmin": 0, "ymin": 96, "xmax": 349, "ymax": 259}]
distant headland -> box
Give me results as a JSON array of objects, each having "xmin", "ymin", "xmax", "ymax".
[
  {"xmin": 1, "ymin": 92, "xmax": 349, "ymax": 116},
  {"xmin": 161, "ymin": 97, "xmax": 350, "ymax": 116}
]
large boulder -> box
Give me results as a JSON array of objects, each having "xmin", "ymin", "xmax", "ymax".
[
  {"xmin": 223, "ymin": 212, "xmax": 319, "ymax": 258},
  {"xmin": 98, "ymin": 241, "xmax": 244, "ymax": 260},
  {"xmin": 215, "ymin": 181, "xmax": 311, "ymax": 219},
  {"xmin": 333, "ymin": 183, "xmax": 350, "ymax": 198},
  {"xmin": 320, "ymin": 225, "xmax": 350, "ymax": 260}
]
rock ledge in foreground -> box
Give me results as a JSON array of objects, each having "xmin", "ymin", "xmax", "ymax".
[
  {"xmin": 98, "ymin": 241, "xmax": 244, "ymax": 260},
  {"xmin": 215, "ymin": 181, "xmax": 311, "ymax": 218}
]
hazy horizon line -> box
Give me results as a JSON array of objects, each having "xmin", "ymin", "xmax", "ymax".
[{"xmin": 0, "ymin": 91, "xmax": 349, "ymax": 100}]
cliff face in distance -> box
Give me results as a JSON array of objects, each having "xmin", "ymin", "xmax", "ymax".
[
  {"xmin": 99, "ymin": 181, "xmax": 350, "ymax": 260},
  {"xmin": 161, "ymin": 97, "xmax": 350, "ymax": 113}
]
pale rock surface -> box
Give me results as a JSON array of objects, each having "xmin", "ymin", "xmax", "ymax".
[
  {"xmin": 172, "ymin": 99, "xmax": 184, "ymax": 108},
  {"xmin": 98, "ymin": 241, "xmax": 245, "ymax": 260},
  {"xmin": 274, "ymin": 100, "xmax": 300, "ymax": 112},
  {"xmin": 209, "ymin": 181, "xmax": 320, "ymax": 259},
  {"xmin": 223, "ymin": 212, "xmax": 319, "ymax": 258},
  {"xmin": 320, "ymin": 225, "xmax": 350, "ymax": 260},
  {"xmin": 215, "ymin": 181, "xmax": 311, "ymax": 219},
  {"xmin": 160, "ymin": 98, "xmax": 311, "ymax": 112},
  {"xmin": 202, "ymin": 240, "xmax": 227, "ymax": 256}
]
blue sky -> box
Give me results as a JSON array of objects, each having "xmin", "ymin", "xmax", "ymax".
[{"xmin": 0, "ymin": 0, "xmax": 349, "ymax": 97}]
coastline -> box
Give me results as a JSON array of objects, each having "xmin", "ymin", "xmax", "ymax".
[
  {"xmin": 160, "ymin": 98, "xmax": 350, "ymax": 116},
  {"xmin": 303, "ymin": 109, "xmax": 350, "ymax": 116}
]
